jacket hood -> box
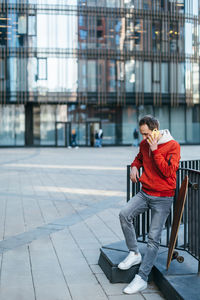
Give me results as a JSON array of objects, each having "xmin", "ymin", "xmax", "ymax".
[{"xmin": 158, "ymin": 129, "xmax": 174, "ymax": 145}]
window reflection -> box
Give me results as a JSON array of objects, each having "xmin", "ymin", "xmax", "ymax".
[
  {"xmin": 97, "ymin": 60, "xmax": 106, "ymax": 94},
  {"xmin": 143, "ymin": 0, "xmax": 151, "ymax": 10},
  {"xmin": 0, "ymin": 13, "xmax": 8, "ymax": 46},
  {"xmin": 36, "ymin": 58, "xmax": 77, "ymax": 93},
  {"xmin": 135, "ymin": 61, "xmax": 143, "ymax": 93},
  {"xmin": 153, "ymin": 62, "xmax": 160, "ymax": 93},
  {"xmin": 169, "ymin": 22, "xmax": 178, "ymax": 52},
  {"xmin": 178, "ymin": 63, "xmax": 185, "ymax": 94},
  {"xmin": 0, "ymin": 105, "xmax": 24, "ymax": 146},
  {"xmin": 161, "ymin": 63, "xmax": 168, "ymax": 93},
  {"xmin": 88, "ymin": 60, "xmax": 96, "ymax": 92},
  {"xmin": 18, "ymin": 15, "xmax": 26, "ymax": 34},
  {"xmin": 40, "ymin": 105, "xmax": 56, "ymax": 145},
  {"xmin": 124, "ymin": 0, "xmax": 134, "ymax": 8},
  {"xmin": 0, "ymin": 58, "xmax": 5, "ymax": 81},
  {"xmin": 170, "ymin": 62, "xmax": 177, "ymax": 94},
  {"xmin": 152, "ymin": 20, "xmax": 161, "ymax": 52},
  {"xmin": 125, "ymin": 18, "xmax": 134, "ymax": 51},
  {"xmin": 38, "ymin": 58, "xmax": 47, "ymax": 80},
  {"xmin": 87, "ymin": 0, "xmax": 96, "ymax": 6},
  {"xmin": 8, "ymin": 57, "xmax": 27, "ymax": 92},
  {"xmin": 125, "ymin": 60, "xmax": 135, "ymax": 92},
  {"xmin": 78, "ymin": 60, "xmax": 87, "ymax": 92},
  {"xmin": 108, "ymin": 60, "xmax": 116, "ymax": 92},
  {"xmin": 37, "ymin": 14, "xmax": 78, "ymax": 49},
  {"xmin": 134, "ymin": 19, "xmax": 143, "ymax": 51},
  {"xmin": 28, "ymin": 15, "xmax": 36, "ymax": 36},
  {"xmin": 144, "ymin": 62, "xmax": 151, "ymax": 93},
  {"xmin": 193, "ymin": 63, "xmax": 199, "ymax": 103}
]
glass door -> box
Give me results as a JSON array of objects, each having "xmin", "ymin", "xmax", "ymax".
[
  {"xmin": 86, "ymin": 122, "xmax": 101, "ymax": 146},
  {"xmin": 55, "ymin": 122, "xmax": 71, "ymax": 146},
  {"xmin": 65, "ymin": 122, "xmax": 71, "ymax": 146}
]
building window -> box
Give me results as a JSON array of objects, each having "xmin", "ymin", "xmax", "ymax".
[
  {"xmin": 78, "ymin": 59, "xmax": 87, "ymax": 92},
  {"xmin": 0, "ymin": 13, "xmax": 7, "ymax": 46},
  {"xmin": 88, "ymin": 60, "xmax": 96, "ymax": 92},
  {"xmin": 170, "ymin": 62, "xmax": 177, "ymax": 93},
  {"xmin": 87, "ymin": 0, "xmax": 96, "ymax": 6},
  {"xmin": 37, "ymin": 58, "xmax": 47, "ymax": 80},
  {"xmin": 79, "ymin": 15, "xmax": 87, "ymax": 27},
  {"xmin": 125, "ymin": 60, "xmax": 135, "ymax": 92},
  {"xmin": 18, "ymin": 15, "xmax": 27, "ymax": 34},
  {"xmin": 178, "ymin": 62, "xmax": 185, "ymax": 94},
  {"xmin": 135, "ymin": 61, "xmax": 143, "ymax": 93},
  {"xmin": 152, "ymin": 20, "xmax": 161, "ymax": 52},
  {"xmin": 161, "ymin": 63, "xmax": 168, "ymax": 93},
  {"xmin": 28, "ymin": 15, "xmax": 36, "ymax": 36},
  {"xmin": 144, "ymin": 62, "xmax": 151, "ymax": 93},
  {"xmin": 193, "ymin": 63, "xmax": 199, "ymax": 103},
  {"xmin": 169, "ymin": 22, "xmax": 178, "ymax": 53},
  {"xmin": 0, "ymin": 59, "xmax": 5, "ymax": 80},
  {"xmin": 97, "ymin": 18, "xmax": 102, "ymax": 26},
  {"xmin": 134, "ymin": 19, "xmax": 143, "ymax": 51},
  {"xmin": 124, "ymin": 0, "xmax": 134, "ymax": 8},
  {"xmin": 153, "ymin": 62, "xmax": 160, "ymax": 93},
  {"xmin": 108, "ymin": 60, "xmax": 116, "ymax": 92}
]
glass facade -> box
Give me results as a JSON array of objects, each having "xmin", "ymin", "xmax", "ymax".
[{"xmin": 0, "ymin": 0, "xmax": 200, "ymax": 145}]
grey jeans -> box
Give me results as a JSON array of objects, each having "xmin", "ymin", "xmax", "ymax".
[{"xmin": 119, "ymin": 190, "xmax": 173, "ymax": 282}]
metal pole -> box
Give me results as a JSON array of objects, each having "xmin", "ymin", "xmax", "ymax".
[{"xmin": 127, "ymin": 165, "xmax": 130, "ymax": 202}]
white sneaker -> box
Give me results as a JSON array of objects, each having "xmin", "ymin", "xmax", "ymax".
[
  {"xmin": 118, "ymin": 251, "xmax": 142, "ymax": 270},
  {"xmin": 123, "ymin": 274, "xmax": 147, "ymax": 294}
]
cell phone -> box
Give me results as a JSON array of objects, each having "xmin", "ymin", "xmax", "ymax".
[
  {"xmin": 151, "ymin": 129, "xmax": 160, "ymax": 139},
  {"xmin": 147, "ymin": 129, "xmax": 160, "ymax": 143}
]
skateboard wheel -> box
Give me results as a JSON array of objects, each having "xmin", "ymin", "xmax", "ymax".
[
  {"xmin": 172, "ymin": 251, "xmax": 179, "ymax": 260},
  {"xmin": 177, "ymin": 256, "xmax": 184, "ymax": 263}
]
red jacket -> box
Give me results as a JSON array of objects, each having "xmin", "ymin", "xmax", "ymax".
[{"xmin": 131, "ymin": 133, "xmax": 180, "ymax": 197}]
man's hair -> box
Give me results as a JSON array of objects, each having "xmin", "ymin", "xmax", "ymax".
[{"xmin": 139, "ymin": 115, "xmax": 160, "ymax": 130}]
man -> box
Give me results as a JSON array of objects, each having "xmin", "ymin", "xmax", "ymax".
[{"xmin": 118, "ymin": 115, "xmax": 180, "ymax": 294}]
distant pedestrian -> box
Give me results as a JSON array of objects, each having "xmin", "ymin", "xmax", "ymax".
[
  {"xmin": 95, "ymin": 131, "xmax": 100, "ymax": 147},
  {"xmin": 133, "ymin": 128, "xmax": 139, "ymax": 147},
  {"xmin": 71, "ymin": 129, "xmax": 78, "ymax": 148},
  {"xmin": 98, "ymin": 129, "xmax": 103, "ymax": 147}
]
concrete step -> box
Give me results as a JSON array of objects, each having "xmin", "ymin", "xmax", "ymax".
[
  {"xmin": 153, "ymin": 246, "xmax": 200, "ymax": 300},
  {"xmin": 98, "ymin": 241, "xmax": 200, "ymax": 300},
  {"xmin": 98, "ymin": 241, "xmax": 152, "ymax": 283}
]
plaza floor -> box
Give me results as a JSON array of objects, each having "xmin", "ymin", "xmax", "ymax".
[{"xmin": 0, "ymin": 145, "xmax": 199, "ymax": 300}]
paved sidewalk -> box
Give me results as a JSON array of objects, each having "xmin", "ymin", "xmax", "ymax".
[{"xmin": 0, "ymin": 146, "xmax": 199, "ymax": 300}]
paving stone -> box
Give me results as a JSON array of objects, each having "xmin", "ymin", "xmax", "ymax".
[
  {"xmin": 29, "ymin": 236, "xmax": 71, "ymax": 300},
  {"xmin": 108, "ymin": 294, "xmax": 144, "ymax": 300},
  {"xmin": 90, "ymin": 264, "xmax": 105, "ymax": 274},
  {"xmin": 84, "ymin": 215, "xmax": 120, "ymax": 245},
  {"xmin": 0, "ymin": 196, "xmax": 6, "ymax": 241},
  {"xmin": 68, "ymin": 283, "xmax": 107, "ymax": 300},
  {"xmin": 50, "ymin": 230, "xmax": 107, "ymax": 299},
  {"xmin": 0, "ymin": 246, "xmax": 35, "ymax": 300},
  {"xmin": 141, "ymin": 281, "xmax": 161, "ymax": 294},
  {"xmin": 4, "ymin": 196, "xmax": 25, "ymax": 239},
  {"xmin": 22, "ymin": 197, "xmax": 44, "ymax": 231},
  {"xmin": 142, "ymin": 293, "xmax": 165, "ymax": 300},
  {"xmin": 95, "ymin": 273, "xmax": 126, "ymax": 296}
]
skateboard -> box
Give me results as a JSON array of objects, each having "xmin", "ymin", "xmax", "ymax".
[{"xmin": 166, "ymin": 175, "xmax": 189, "ymax": 270}]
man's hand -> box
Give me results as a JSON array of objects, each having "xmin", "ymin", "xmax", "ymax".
[
  {"xmin": 130, "ymin": 166, "xmax": 139, "ymax": 183},
  {"xmin": 147, "ymin": 136, "xmax": 158, "ymax": 151}
]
